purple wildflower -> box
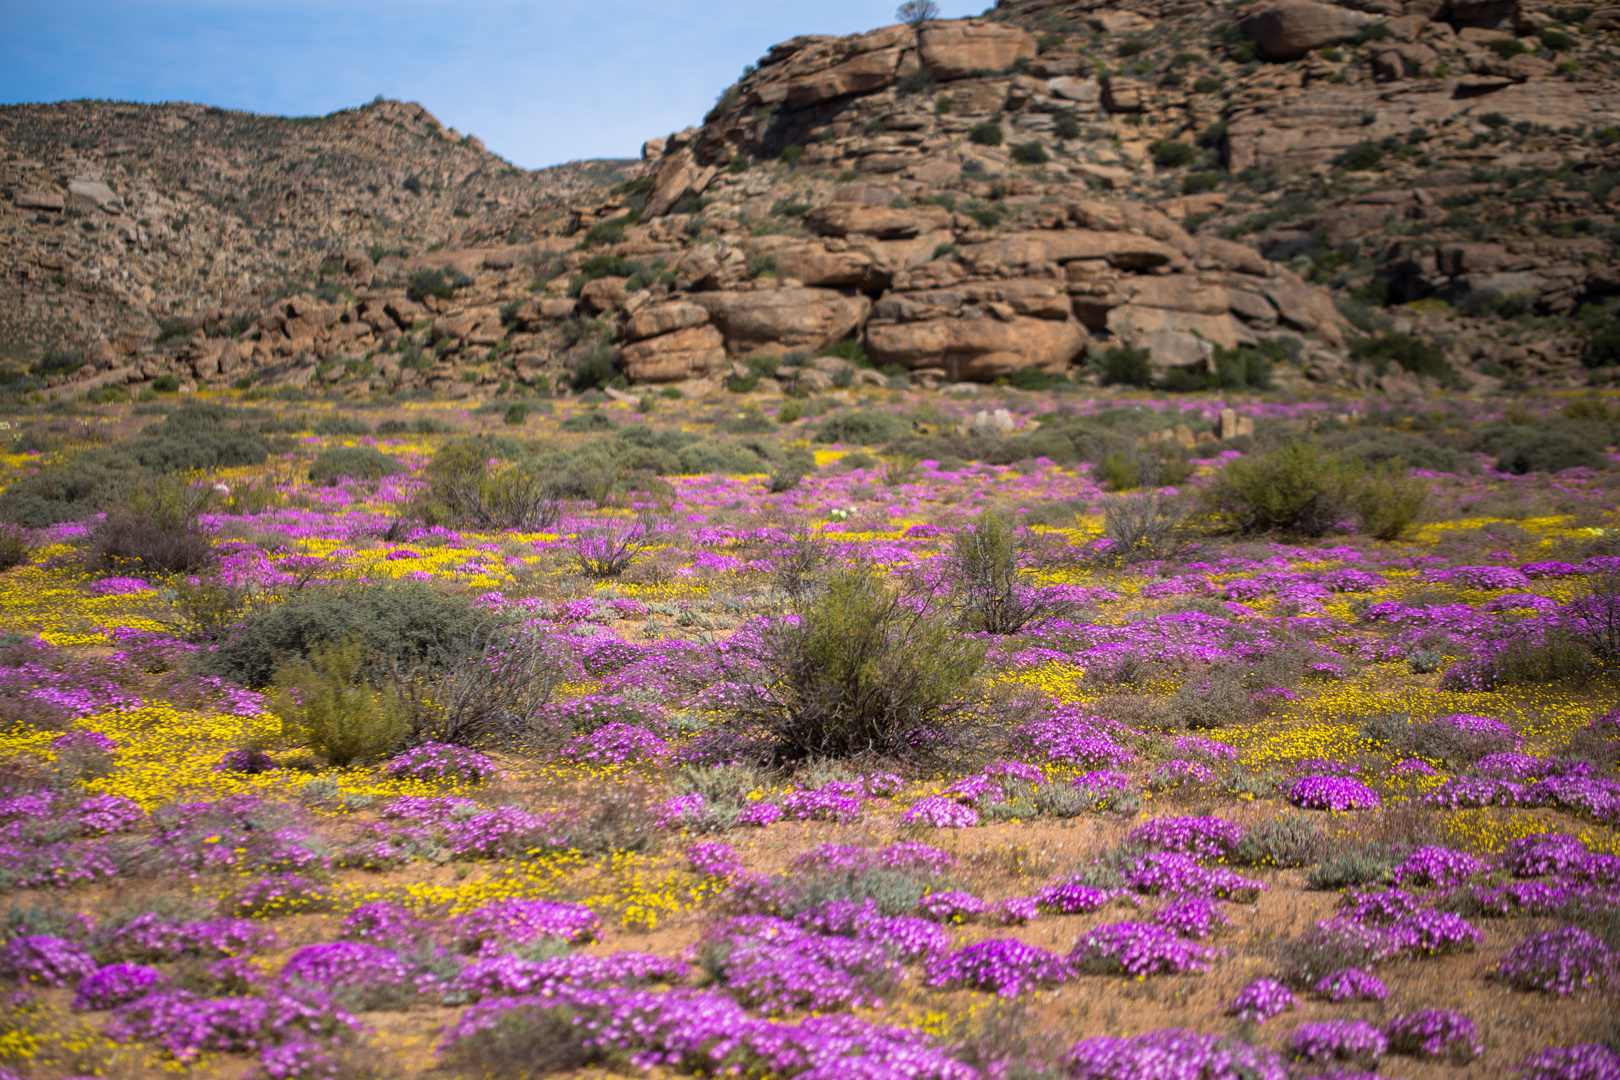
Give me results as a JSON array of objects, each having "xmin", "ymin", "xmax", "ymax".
[
  {"xmin": 924, "ymin": 938, "xmax": 1069, "ymax": 997},
  {"xmin": 1225, "ymin": 977, "xmax": 1296, "ymax": 1023}
]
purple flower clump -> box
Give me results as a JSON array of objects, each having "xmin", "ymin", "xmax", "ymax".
[
  {"xmin": 453, "ymin": 951, "xmax": 687, "ymax": 1001},
  {"xmin": 1, "ymin": 935, "xmax": 97, "ymax": 986},
  {"xmin": 561, "ymin": 722, "xmax": 670, "ymax": 765},
  {"xmin": 915, "ymin": 891, "xmax": 985, "ymax": 923},
  {"xmin": 1069, "ymin": 921, "xmax": 1218, "ymax": 977},
  {"xmin": 99, "ymin": 914, "xmax": 278, "ymax": 961},
  {"xmin": 735, "ymin": 801, "xmax": 783, "ymax": 827},
  {"xmin": 687, "ymin": 842, "xmax": 744, "ymax": 878},
  {"xmin": 781, "ymin": 788, "xmax": 864, "ymax": 823},
  {"xmin": 1148, "ymin": 760, "xmax": 1215, "ymax": 789},
  {"xmin": 702, "ymin": 917, "xmax": 900, "ymax": 1014},
  {"xmin": 1154, "ymin": 896, "xmax": 1231, "ymax": 939},
  {"xmin": 1499, "ymin": 832, "xmax": 1590, "ymax": 877},
  {"xmin": 901, "ymin": 795, "xmax": 979, "ymax": 829},
  {"xmin": 1313, "ymin": 966, "xmax": 1387, "ymax": 1002},
  {"xmin": 1516, "ymin": 1043, "xmax": 1620, "ymax": 1080},
  {"xmin": 382, "ymin": 742, "xmax": 495, "ymax": 782},
  {"xmin": 447, "ymin": 899, "xmax": 600, "ymax": 956},
  {"xmin": 1127, "ymin": 815, "xmax": 1243, "ymax": 859},
  {"xmin": 1121, "ymin": 851, "xmax": 1266, "ymax": 901},
  {"xmin": 924, "ymin": 937, "xmax": 1070, "ymax": 997},
  {"xmin": 1392, "ymin": 846, "xmax": 1488, "ymax": 889},
  {"xmin": 73, "ymin": 794, "xmax": 146, "ymax": 835},
  {"xmin": 1384, "ymin": 1008, "xmax": 1483, "ymax": 1062},
  {"xmin": 1067, "ymin": 1029, "xmax": 1285, "ymax": 1080},
  {"xmin": 337, "ymin": 902, "xmax": 426, "ymax": 945},
  {"xmin": 1491, "ymin": 928, "xmax": 1617, "ymax": 996},
  {"xmin": 1225, "ymin": 977, "xmax": 1296, "ymax": 1023},
  {"xmin": 1288, "ymin": 1019, "xmax": 1388, "ymax": 1067},
  {"xmin": 73, "ymin": 963, "xmax": 167, "ymax": 1010},
  {"xmin": 279, "ymin": 942, "xmax": 413, "ymax": 995},
  {"xmin": 1036, "ymin": 876, "xmax": 1122, "ymax": 915},
  {"xmin": 1288, "ymin": 775, "xmax": 1381, "ymax": 812}
]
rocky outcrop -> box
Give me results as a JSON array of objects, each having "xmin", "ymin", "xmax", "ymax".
[
  {"xmin": 693, "ymin": 288, "xmax": 872, "ymax": 359},
  {"xmin": 619, "ymin": 325, "xmax": 726, "ymax": 383},
  {"xmin": 916, "ymin": 23, "xmax": 1037, "ymax": 81},
  {"xmin": 1239, "ymin": 1, "xmax": 1379, "ymax": 61}
]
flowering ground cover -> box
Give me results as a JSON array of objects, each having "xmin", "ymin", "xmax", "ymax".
[{"xmin": 0, "ymin": 389, "xmax": 1617, "ymax": 1079}]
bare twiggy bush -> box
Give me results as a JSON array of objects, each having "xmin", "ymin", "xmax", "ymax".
[
  {"xmin": 769, "ymin": 527, "xmax": 830, "ymax": 603},
  {"xmin": 398, "ymin": 627, "xmax": 571, "ymax": 748},
  {"xmin": 573, "ymin": 518, "xmax": 652, "ymax": 579},
  {"xmin": 1101, "ymin": 492, "xmax": 1194, "ymax": 564},
  {"xmin": 948, "ymin": 509, "xmax": 1074, "ymax": 634}
]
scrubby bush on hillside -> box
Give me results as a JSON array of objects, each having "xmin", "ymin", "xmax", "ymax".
[
  {"xmin": 270, "ymin": 638, "xmax": 411, "ymax": 767},
  {"xmin": 85, "ymin": 474, "xmax": 216, "ymax": 575},
  {"xmin": 715, "ymin": 565, "xmax": 988, "ymax": 764},
  {"xmin": 947, "ymin": 510, "xmax": 1072, "ymax": 634},
  {"xmin": 201, "ymin": 580, "xmax": 506, "ymax": 688},
  {"xmin": 813, "ymin": 410, "xmax": 909, "ymax": 446},
  {"xmin": 308, "ymin": 447, "xmax": 401, "ymax": 484},
  {"xmin": 1202, "ymin": 441, "xmax": 1356, "ymax": 537},
  {"xmin": 312, "ymin": 415, "xmax": 371, "ymax": 436}
]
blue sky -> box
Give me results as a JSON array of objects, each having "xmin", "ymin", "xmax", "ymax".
[{"xmin": 2, "ymin": 1, "xmax": 989, "ymax": 169}]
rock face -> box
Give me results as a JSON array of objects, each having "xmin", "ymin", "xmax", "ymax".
[
  {"xmin": 693, "ymin": 288, "xmax": 872, "ymax": 360},
  {"xmin": 619, "ymin": 325, "xmax": 726, "ymax": 382},
  {"xmin": 917, "ymin": 23, "xmax": 1037, "ymax": 81},
  {"xmin": 1239, "ymin": 1, "xmax": 1377, "ymax": 60}
]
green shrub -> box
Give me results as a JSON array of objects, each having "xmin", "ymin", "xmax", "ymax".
[
  {"xmin": 1540, "ymin": 27, "xmax": 1575, "ymax": 50},
  {"xmin": 406, "ymin": 267, "xmax": 469, "ymax": 303},
  {"xmin": 1353, "ymin": 460, "xmax": 1428, "ymax": 540},
  {"xmin": 1149, "ymin": 141, "xmax": 1196, "ymax": 168},
  {"xmin": 504, "ymin": 403, "xmax": 529, "ymax": 426},
  {"xmin": 1488, "ymin": 37, "xmax": 1527, "ymax": 57},
  {"xmin": 1055, "ymin": 111, "xmax": 1081, "ymax": 139},
  {"xmin": 1093, "ymin": 346, "xmax": 1152, "ymax": 387},
  {"xmin": 716, "ymin": 565, "xmax": 987, "ymax": 764},
  {"xmin": 201, "ymin": 580, "xmax": 505, "ymax": 688},
  {"xmin": 1231, "ymin": 815, "xmax": 1328, "ymax": 867},
  {"xmin": 1306, "ymin": 849, "xmax": 1394, "ymax": 891},
  {"xmin": 1181, "ymin": 171, "xmax": 1224, "ymax": 194},
  {"xmin": 1193, "ymin": 76, "xmax": 1223, "ymax": 94},
  {"xmin": 312, "ymin": 415, "xmax": 371, "ymax": 436},
  {"xmin": 1493, "ymin": 428, "xmax": 1607, "ymax": 474},
  {"xmin": 1100, "ymin": 493, "xmax": 1193, "ymax": 564},
  {"xmin": 561, "ymin": 411, "xmax": 617, "ymax": 433},
  {"xmin": 813, "ymin": 410, "xmax": 908, "ymax": 445},
  {"xmin": 1116, "ymin": 39, "xmax": 1149, "ymax": 56},
  {"xmin": 0, "ymin": 449, "xmax": 145, "ymax": 527},
  {"xmin": 1011, "ymin": 141, "xmax": 1049, "ymax": 164},
  {"xmin": 780, "ymin": 145, "xmax": 806, "ymax": 164},
  {"xmin": 308, "ymin": 447, "xmax": 402, "ymax": 483},
  {"xmin": 1351, "ymin": 333, "xmax": 1451, "ymax": 380},
  {"xmin": 969, "ymin": 122, "xmax": 1003, "ymax": 146},
  {"xmin": 0, "ymin": 525, "xmax": 30, "ymax": 572},
  {"xmin": 1202, "ymin": 440, "xmax": 1356, "ymax": 537},
  {"xmin": 150, "ymin": 375, "xmax": 180, "ymax": 393},
  {"xmin": 270, "ymin": 638, "xmax": 410, "ymax": 767},
  {"xmin": 570, "ymin": 347, "xmax": 617, "ymax": 392},
  {"xmin": 1334, "ymin": 142, "xmax": 1384, "ymax": 170},
  {"xmin": 1212, "ymin": 346, "xmax": 1272, "ymax": 389},
  {"xmin": 1320, "ymin": 428, "xmax": 1473, "ymax": 474}
]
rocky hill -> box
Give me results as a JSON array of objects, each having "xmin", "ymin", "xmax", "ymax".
[{"xmin": 2, "ymin": 0, "xmax": 1618, "ymax": 400}]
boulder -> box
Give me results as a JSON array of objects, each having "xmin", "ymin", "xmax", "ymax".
[
  {"xmin": 643, "ymin": 148, "xmax": 718, "ymax": 219},
  {"xmin": 1262, "ymin": 272, "xmax": 1346, "ymax": 344},
  {"xmin": 1123, "ymin": 276, "xmax": 1232, "ymax": 316},
  {"xmin": 1239, "ymin": 1, "xmax": 1377, "ymax": 60},
  {"xmin": 624, "ymin": 301, "xmax": 711, "ymax": 341},
  {"xmin": 803, "ymin": 203, "xmax": 952, "ymax": 239},
  {"xmin": 67, "ymin": 179, "xmax": 119, "ymax": 211},
  {"xmin": 768, "ymin": 242, "xmax": 887, "ymax": 288},
  {"xmin": 1048, "ymin": 76, "xmax": 1100, "ymax": 104},
  {"xmin": 865, "ymin": 313, "xmax": 1086, "ymax": 381},
  {"xmin": 918, "ymin": 21, "xmax": 1037, "ymax": 81},
  {"xmin": 1107, "ymin": 305, "xmax": 1243, "ymax": 351},
  {"xmin": 693, "ymin": 288, "xmax": 872, "ymax": 359},
  {"xmin": 1147, "ymin": 330, "xmax": 1216, "ymax": 371},
  {"xmin": 968, "ymin": 230, "xmax": 1180, "ymax": 269},
  {"xmin": 784, "ymin": 39, "xmax": 907, "ymax": 106},
  {"xmin": 13, "ymin": 191, "xmax": 64, "ymax": 211},
  {"xmin": 619, "ymin": 325, "xmax": 727, "ymax": 383},
  {"xmin": 579, "ymin": 277, "xmax": 630, "ymax": 314}
]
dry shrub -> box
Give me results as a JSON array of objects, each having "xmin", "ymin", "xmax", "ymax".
[
  {"xmin": 715, "ymin": 564, "xmax": 988, "ymax": 765},
  {"xmin": 1100, "ymin": 492, "xmax": 1194, "ymax": 564},
  {"xmin": 400, "ymin": 628, "xmax": 570, "ymax": 748},
  {"xmin": 270, "ymin": 638, "xmax": 411, "ymax": 768}
]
